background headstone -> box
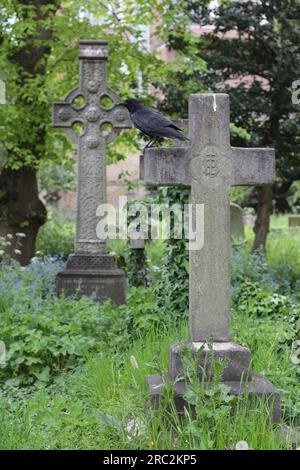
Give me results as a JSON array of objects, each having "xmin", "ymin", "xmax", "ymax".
[
  {"xmin": 288, "ymin": 215, "xmax": 300, "ymax": 228},
  {"xmin": 52, "ymin": 40, "xmax": 132, "ymax": 304},
  {"xmin": 230, "ymin": 203, "xmax": 245, "ymax": 241},
  {"xmin": 128, "ymin": 237, "xmax": 148, "ymax": 287}
]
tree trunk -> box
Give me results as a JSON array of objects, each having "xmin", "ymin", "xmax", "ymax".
[
  {"xmin": 0, "ymin": 0, "xmax": 60, "ymax": 264},
  {"xmin": 274, "ymin": 180, "xmax": 293, "ymax": 214},
  {"xmin": 252, "ymin": 184, "xmax": 273, "ymax": 253},
  {"xmin": 0, "ymin": 167, "xmax": 46, "ymax": 265}
]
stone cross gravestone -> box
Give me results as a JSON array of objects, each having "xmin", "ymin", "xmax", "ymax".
[
  {"xmin": 52, "ymin": 40, "xmax": 132, "ymax": 304},
  {"xmin": 141, "ymin": 94, "xmax": 281, "ymax": 421}
]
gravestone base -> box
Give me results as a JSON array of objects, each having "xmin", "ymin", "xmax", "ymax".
[
  {"xmin": 288, "ymin": 216, "xmax": 300, "ymax": 228},
  {"xmin": 145, "ymin": 341, "xmax": 281, "ymax": 424},
  {"xmin": 169, "ymin": 341, "xmax": 252, "ymax": 382},
  {"xmin": 56, "ymin": 253, "xmax": 126, "ymax": 304},
  {"xmin": 146, "ymin": 374, "xmax": 281, "ymax": 423}
]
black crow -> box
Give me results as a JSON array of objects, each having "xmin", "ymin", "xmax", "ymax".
[{"xmin": 123, "ymin": 98, "xmax": 189, "ymax": 148}]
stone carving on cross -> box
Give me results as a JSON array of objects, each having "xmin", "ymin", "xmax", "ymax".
[
  {"xmin": 141, "ymin": 93, "xmax": 275, "ymax": 343},
  {"xmin": 52, "ymin": 40, "xmax": 132, "ymax": 254}
]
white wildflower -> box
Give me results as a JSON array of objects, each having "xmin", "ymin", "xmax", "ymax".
[
  {"xmin": 291, "ymin": 353, "xmax": 300, "ymax": 365},
  {"xmin": 6, "ymin": 234, "xmax": 13, "ymax": 240},
  {"xmin": 5, "ymin": 241, "xmax": 11, "ymax": 246},
  {"xmin": 126, "ymin": 418, "xmax": 146, "ymax": 442},
  {"xmin": 14, "ymin": 249, "xmax": 22, "ymax": 255},
  {"xmin": 0, "ymin": 340, "xmax": 6, "ymax": 365},
  {"xmin": 291, "ymin": 340, "xmax": 300, "ymax": 365},
  {"xmin": 130, "ymin": 355, "xmax": 139, "ymax": 370},
  {"xmin": 235, "ymin": 440, "xmax": 249, "ymax": 450},
  {"xmin": 16, "ymin": 232, "xmax": 26, "ymax": 238}
]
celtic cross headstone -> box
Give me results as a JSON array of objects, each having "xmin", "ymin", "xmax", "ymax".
[
  {"xmin": 142, "ymin": 93, "xmax": 281, "ymax": 421},
  {"xmin": 52, "ymin": 40, "xmax": 131, "ymax": 304}
]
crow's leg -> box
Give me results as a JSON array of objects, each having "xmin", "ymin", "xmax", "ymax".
[
  {"xmin": 146, "ymin": 138, "xmax": 158, "ymax": 149},
  {"xmin": 144, "ymin": 138, "xmax": 154, "ymax": 150},
  {"xmin": 148, "ymin": 137, "xmax": 158, "ymax": 148}
]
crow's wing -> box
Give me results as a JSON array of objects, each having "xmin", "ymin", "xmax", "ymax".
[{"xmin": 131, "ymin": 107, "xmax": 184, "ymax": 136}]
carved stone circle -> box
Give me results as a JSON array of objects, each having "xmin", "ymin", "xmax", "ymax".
[
  {"xmin": 114, "ymin": 108, "xmax": 128, "ymax": 123},
  {"xmin": 86, "ymin": 80, "xmax": 99, "ymax": 93},
  {"xmin": 85, "ymin": 106, "xmax": 100, "ymax": 122},
  {"xmin": 86, "ymin": 136, "xmax": 99, "ymax": 148}
]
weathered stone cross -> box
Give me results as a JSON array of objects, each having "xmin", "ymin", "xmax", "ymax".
[
  {"xmin": 143, "ymin": 94, "xmax": 280, "ymax": 421},
  {"xmin": 52, "ymin": 40, "xmax": 131, "ymax": 304},
  {"xmin": 142, "ymin": 93, "xmax": 274, "ymax": 342}
]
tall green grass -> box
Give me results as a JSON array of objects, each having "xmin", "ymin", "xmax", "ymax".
[
  {"xmin": 0, "ymin": 316, "xmax": 294, "ymax": 450},
  {"xmin": 1, "ymin": 213, "xmax": 298, "ymax": 450}
]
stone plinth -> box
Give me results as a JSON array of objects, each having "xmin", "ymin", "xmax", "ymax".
[
  {"xmin": 146, "ymin": 341, "xmax": 280, "ymax": 423},
  {"xmin": 56, "ymin": 253, "xmax": 126, "ymax": 304},
  {"xmin": 146, "ymin": 372, "xmax": 281, "ymax": 424},
  {"xmin": 169, "ymin": 342, "xmax": 252, "ymax": 382}
]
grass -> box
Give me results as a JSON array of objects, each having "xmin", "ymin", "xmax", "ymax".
[
  {"xmin": 244, "ymin": 214, "xmax": 300, "ymax": 297},
  {"xmin": 0, "ymin": 212, "xmax": 299, "ymax": 450},
  {"xmin": 0, "ymin": 311, "xmax": 296, "ymax": 450},
  {"xmin": 267, "ymin": 229, "xmax": 300, "ymax": 282}
]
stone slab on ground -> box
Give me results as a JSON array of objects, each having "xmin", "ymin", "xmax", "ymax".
[{"xmin": 146, "ymin": 373, "xmax": 281, "ymax": 424}]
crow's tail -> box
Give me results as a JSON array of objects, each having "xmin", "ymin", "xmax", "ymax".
[
  {"xmin": 182, "ymin": 134, "xmax": 190, "ymax": 142},
  {"xmin": 177, "ymin": 132, "xmax": 190, "ymax": 142},
  {"xmin": 165, "ymin": 125, "xmax": 190, "ymax": 142}
]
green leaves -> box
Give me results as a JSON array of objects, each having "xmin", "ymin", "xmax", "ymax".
[
  {"xmin": 33, "ymin": 366, "xmax": 50, "ymax": 383},
  {"xmin": 0, "ymin": 257, "xmax": 166, "ymax": 389},
  {"xmin": 158, "ymin": 0, "xmax": 300, "ymax": 184},
  {"xmin": 233, "ymin": 279, "xmax": 293, "ymax": 318},
  {"xmin": 0, "ymin": 0, "xmax": 170, "ymax": 175},
  {"xmin": 100, "ymin": 413, "xmax": 123, "ymax": 432}
]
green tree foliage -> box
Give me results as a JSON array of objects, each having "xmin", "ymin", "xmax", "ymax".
[
  {"xmin": 156, "ymin": 0, "xmax": 300, "ymax": 250},
  {"xmin": 0, "ymin": 0, "xmax": 167, "ymax": 263}
]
